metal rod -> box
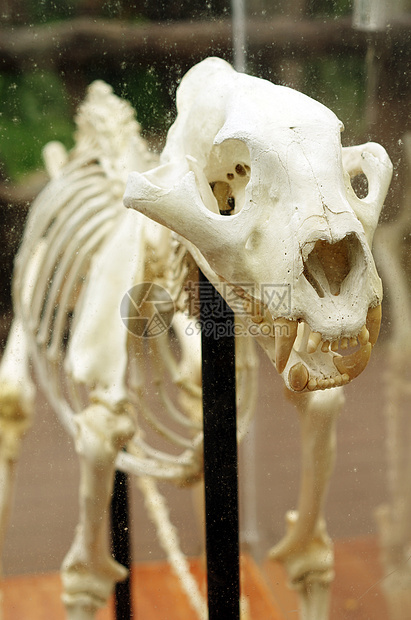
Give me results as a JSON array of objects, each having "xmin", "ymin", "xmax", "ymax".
[
  {"xmin": 111, "ymin": 468, "xmax": 132, "ymax": 619},
  {"xmin": 199, "ymin": 269, "xmax": 240, "ymax": 620},
  {"xmin": 231, "ymin": 0, "xmax": 246, "ymax": 72}
]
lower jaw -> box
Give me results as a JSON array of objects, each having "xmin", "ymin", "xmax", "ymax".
[
  {"xmin": 286, "ymin": 341, "xmax": 372, "ymax": 392},
  {"xmin": 277, "ymin": 305, "xmax": 381, "ymax": 393}
]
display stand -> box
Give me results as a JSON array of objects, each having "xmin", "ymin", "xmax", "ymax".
[
  {"xmin": 111, "ymin": 468, "xmax": 132, "ymax": 619},
  {"xmin": 199, "ymin": 270, "xmax": 240, "ymax": 620}
]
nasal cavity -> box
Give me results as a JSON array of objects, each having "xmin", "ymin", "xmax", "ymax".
[{"xmin": 303, "ymin": 236, "xmax": 353, "ymax": 297}]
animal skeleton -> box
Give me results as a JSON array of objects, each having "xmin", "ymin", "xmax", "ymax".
[{"xmin": 0, "ymin": 58, "xmax": 392, "ymax": 620}]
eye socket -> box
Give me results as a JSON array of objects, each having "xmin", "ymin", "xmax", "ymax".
[{"xmin": 350, "ymin": 172, "xmax": 369, "ymax": 199}]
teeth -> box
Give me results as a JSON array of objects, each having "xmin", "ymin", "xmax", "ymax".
[
  {"xmin": 319, "ymin": 326, "xmax": 369, "ymax": 353},
  {"xmin": 333, "ymin": 342, "xmax": 372, "ymax": 381},
  {"xmin": 307, "ymin": 378, "xmax": 317, "ymax": 390},
  {"xmin": 274, "ymin": 318, "xmax": 298, "ymax": 373},
  {"xmin": 340, "ymin": 338, "xmax": 348, "ymax": 350},
  {"xmin": 307, "ymin": 331, "xmax": 322, "ymax": 354},
  {"xmin": 288, "ymin": 362, "xmax": 309, "ymax": 392},
  {"xmin": 321, "ymin": 340, "xmax": 330, "ymax": 353},
  {"xmin": 358, "ymin": 325, "xmax": 370, "ymax": 346},
  {"xmin": 306, "ymin": 373, "xmax": 347, "ymax": 391},
  {"xmin": 366, "ymin": 304, "xmax": 382, "ymax": 346}
]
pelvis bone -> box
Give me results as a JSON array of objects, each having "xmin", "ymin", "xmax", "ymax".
[{"xmin": 124, "ymin": 57, "xmax": 392, "ymax": 392}]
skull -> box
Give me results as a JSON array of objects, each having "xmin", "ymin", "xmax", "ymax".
[{"xmin": 124, "ymin": 57, "xmax": 392, "ymax": 392}]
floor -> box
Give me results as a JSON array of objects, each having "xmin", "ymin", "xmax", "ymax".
[
  {"xmin": 3, "ymin": 542, "xmax": 390, "ymax": 620},
  {"xmin": 3, "ymin": 555, "xmax": 284, "ymax": 620}
]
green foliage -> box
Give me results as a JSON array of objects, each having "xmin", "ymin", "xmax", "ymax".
[
  {"xmin": 0, "ymin": 56, "xmax": 367, "ymax": 181},
  {"xmin": 0, "ymin": 62, "xmax": 176, "ymax": 181},
  {"xmin": 19, "ymin": 0, "xmax": 230, "ymax": 24},
  {"xmin": 112, "ymin": 68, "xmax": 173, "ymax": 135},
  {"xmin": 0, "ymin": 0, "xmax": 363, "ymax": 180},
  {"xmin": 26, "ymin": 0, "xmax": 79, "ymax": 23},
  {"xmin": 0, "ymin": 70, "xmax": 74, "ymax": 181},
  {"xmin": 307, "ymin": 0, "xmax": 353, "ymax": 18},
  {"xmin": 303, "ymin": 56, "xmax": 367, "ymax": 141},
  {"xmin": 82, "ymin": 63, "xmax": 173, "ymax": 136}
]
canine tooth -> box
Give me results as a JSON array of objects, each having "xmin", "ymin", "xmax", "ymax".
[
  {"xmin": 342, "ymin": 373, "xmax": 350, "ymax": 384},
  {"xmin": 358, "ymin": 325, "xmax": 370, "ymax": 346},
  {"xmin": 321, "ymin": 340, "xmax": 330, "ymax": 353},
  {"xmin": 349, "ymin": 337, "xmax": 358, "ymax": 348},
  {"xmin": 334, "ymin": 374, "xmax": 343, "ymax": 386},
  {"xmin": 366, "ymin": 304, "xmax": 382, "ymax": 346},
  {"xmin": 288, "ymin": 362, "xmax": 309, "ymax": 392},
  {"xmin": 340, "ymin": 338, "xmax": 348, "ymax": 349},
  {"xmin": 274, "ymin": 318, "xmax": 298, "ymax": 374},
  {"xmin": 331, "ymin": 341, "xmax": 339, "ymax": 352},
  {"xmin": 307, "ymin": 331, "xmax": 321, "ymax": 354},
  {"xmin": 333, "ymin": 342, "xmax": 372, "ymax": 381}
]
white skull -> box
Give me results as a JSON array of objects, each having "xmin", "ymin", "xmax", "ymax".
[{"xmin": 124, "ymin": 57, "xmax": 392, "ymax": 392}]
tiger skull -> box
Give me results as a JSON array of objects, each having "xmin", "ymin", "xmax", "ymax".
[{"xmin": 124, "ymin": 57, "xmax": 392, "ymax": 392}]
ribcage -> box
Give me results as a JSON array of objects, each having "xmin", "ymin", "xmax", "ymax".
[
  {"xmin": 13, "ymin": 154, "xmax": 126, "ymax": 431},
  {"xmin": 11, "ymin": 84, "xmax": 258, "ymax": 484}
]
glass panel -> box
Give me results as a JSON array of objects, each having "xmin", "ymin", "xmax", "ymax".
[{"xmin": 0, "ymin": 1, "xmax": 410, "ymax": 619}]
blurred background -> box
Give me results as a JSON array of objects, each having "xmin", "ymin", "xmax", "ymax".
[{"xmin": 0, "ymin": 1, "xmax": 411, "ymax": 618}]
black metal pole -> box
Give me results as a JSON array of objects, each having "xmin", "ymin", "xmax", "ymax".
[
  {"xmin": 199, "ymin": 269, "xmax": 240, "ymax": 620},
  {"xmin": 111, "ymin": 468, "xmax": 132, "ymax": 619}
]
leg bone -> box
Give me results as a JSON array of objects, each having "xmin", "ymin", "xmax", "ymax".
[
  {"xmin": 0, "ymin": 320, "xmax": 35, "ymax": 550},
  {"xmin": 269, "ymin": 388, "xmax": 344, "ymax": 620},
  {"xmin": 62, "ymin": 400, "xmax": 135, "ymax": 618}
]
